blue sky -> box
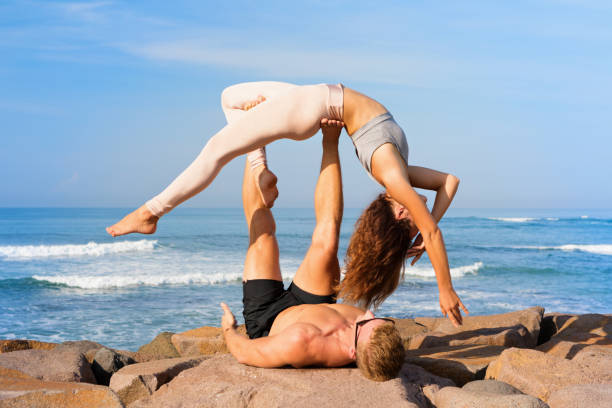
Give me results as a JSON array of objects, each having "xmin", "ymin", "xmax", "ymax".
[{"xmin": 1, "ymin": 0, "xmax": 611, "ymax": 209}]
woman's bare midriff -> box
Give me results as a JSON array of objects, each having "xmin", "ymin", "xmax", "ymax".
[{"xmin": 342, "ymin": 87, "xmax": 389, "ymax": 136}]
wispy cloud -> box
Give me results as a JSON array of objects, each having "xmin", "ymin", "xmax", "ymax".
[
  {"xmin": 53, "ymin": 1, "xmax": 113, "ymax": 22},
  {"xmin": 120, "ymin": 39, "xmax": 450, "ymax": 85},
  {"xmin": 55, "ymin": 172, "xmax": 80, "ymax": 192}
]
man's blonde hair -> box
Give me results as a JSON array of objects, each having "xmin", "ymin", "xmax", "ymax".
[{"xmin": 356, "ymin": 323, "xmax": 405, "ymax": 381}]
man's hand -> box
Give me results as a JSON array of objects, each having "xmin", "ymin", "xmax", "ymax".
[
  {"xmin": 220, "ymin": 302, "xmax": 237, "ymax": 332},
  {"xmin": 439, "ymin": 288, "xmax": 469, "ymax": 327},
  {"xmin": 320, "ymin": 118, "xmax": 344, "ymax": 142},
  {"xmin": 406, "ymin": 233, "xmax": 426, "ymax": 266}
]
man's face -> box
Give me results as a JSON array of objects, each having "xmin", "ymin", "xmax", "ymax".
[{"xmin": 354, "ymin": 312, "xmax": 387, "ymax": 350}]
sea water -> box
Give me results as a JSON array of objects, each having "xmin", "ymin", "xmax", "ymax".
[{"xmin": 1, "ymin": 208, "xmax": 610, "ymax": 350}]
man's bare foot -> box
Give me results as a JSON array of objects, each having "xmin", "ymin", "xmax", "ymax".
[
  {"xmin": 106, "ymin": 205, "xmax": 159, "ymax": 237},
  {"xmin": 252, "ymin": 166, "xmax": 278, "ymax": 208}
]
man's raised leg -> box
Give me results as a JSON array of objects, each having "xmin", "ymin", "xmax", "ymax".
[{"xmin": 291, "ymin": 123, "xmax": 343, "ymax": 296}]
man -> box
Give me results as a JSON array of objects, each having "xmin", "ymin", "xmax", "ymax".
[{"xmin": 220, "ymin": 123, "xmax": 405, "ymax": 381}]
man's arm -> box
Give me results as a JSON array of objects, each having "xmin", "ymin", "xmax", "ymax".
[
  {"xmin": 220, "ymin": 303, "xmax": 318, "ymax": 368},
  {"xmin": 291, "ymin": 122, "xmax": 344, "ymax": 295}
]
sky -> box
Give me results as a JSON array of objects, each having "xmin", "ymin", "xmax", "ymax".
[{"xmin": 1, "ymin": 0, "xmax": 611, "ymax": 209}]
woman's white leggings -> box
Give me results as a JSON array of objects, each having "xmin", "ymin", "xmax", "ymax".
[{"xmin": 145, "ymin": 82, "xmax": 343, "ymax": 217}]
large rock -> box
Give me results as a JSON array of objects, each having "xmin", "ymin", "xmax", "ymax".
[
  {"xmin": 536, "ymin": 314, "xmax": 612, "ymax": 358},
  {"xmin": 0, "ymin": 376, "xmax": 123, "ymax": 407},
  {"xmin": 130, "ymin": 354, "xmax": 444, "ymax": 408},
  {"xmin": 537, "ymin": 313, "xmax": 575, "ymax": 345},
  {"xmin": 410, "ymin": 307, "xmax": 544, "ymax": 349},
  {"xmin": 462, "ymin": 379, "xmax": 523, "ymax": 395},
  {"xmin": 570, "ymin": 345, "xmax": 612, "ymax": 379},
  {"xmin": 171, "ymin": 325, "xmax": 246, "ymax": 357},
  {"xmin": 109, "ymin": 356, "xmax": 206, "ymax": 406},
  {"xmin": 0, "ymin": 339, "xmax": 57, "ymax": 354},
  {"xmin": 0, "ymin": 348, "xmax": 96, "ymax": 384},
  {"xmin": 0, "ymin": 367, "xmax": 34, "ymax": 380},
  {"xmin": 56, "ymin": 340, "xmax": 105, "ymax": 355},
  {"xmin": 136, "ymin": 332, "xmax": 180, "ymax": 362},
  {"xmin": 399, "ymin": 362, "xmax": 455, "ymax": 403},
  {"xmin": 392, "ymin": 318, "xmax": 429, "ymax": 349},
  {"xmin": 404, "ymin": 345, "xmax": 506, "ymax": 386},
  {"xmin": 91, "ymin": 347, "xmax": 135, "ymax": 386},
  {"xmin": 485, "ymin": 348, "xmax": 611, "ymax": 402},
  {"xmin": 547, "ymin": 384, "xmax": 612, "ymax": 408},
  {"xmin": 431, "ymin": 385, "xmax": 549, "ymax": 408}
]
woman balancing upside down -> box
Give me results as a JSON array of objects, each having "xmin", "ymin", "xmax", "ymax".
[{"xmin": 106, "ymin": 81, "xmax": 468, "ymax": 326}]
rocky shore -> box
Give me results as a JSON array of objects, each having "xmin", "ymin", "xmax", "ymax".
[{"xmin": 0, "ymin": 307, "xmax": 610, "ymax": 407}]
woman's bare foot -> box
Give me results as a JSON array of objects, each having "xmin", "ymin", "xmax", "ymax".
[
  {"xmin": 252, "ymin": 166, "xmax": 278, "ymax": 208},
  {"xmin": 106, "ymin": 205, "xmax": 159, "ymax": 237}
]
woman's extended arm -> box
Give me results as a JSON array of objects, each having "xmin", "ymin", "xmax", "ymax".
[
  {"xmin": 406, "ymin": 165, "xmax": 460, "ymax": 223},
  {"xmin": 405, "ymin": 165, "xmax": 460, "ymax": 264},
  {"xmin": 371, "ymin": 144, "xmax": 468, "ymax": 326}
]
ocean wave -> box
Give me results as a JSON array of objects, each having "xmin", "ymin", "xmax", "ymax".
[
  {"xmin": 488, "ymin": 217, "xmax": 537, "ymax": 223},
  {"xmin": 0, "ymin": 240, "xmax": 157, "ymax": 259},
  {"xmin": 31, "ymin": 270, "xmax": 252, "ymax": 289},
  {"xmin": 522, "ymin": 244, "xmax": 612, "ymax": 256},
  {"xmin": 405, "ymin": 262, "xmax": 483, "ymax": 278}
]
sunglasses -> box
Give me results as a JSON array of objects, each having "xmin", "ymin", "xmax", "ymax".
[{"xmin": 354, "ymin": 317, "xmax": 395, "ymax": 351}]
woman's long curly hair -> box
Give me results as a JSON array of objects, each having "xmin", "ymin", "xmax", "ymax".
[{"xmin": 338, "ymin": 193, "xmax": 413, "ymax": 309}]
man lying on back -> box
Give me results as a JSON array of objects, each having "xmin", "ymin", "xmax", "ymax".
[{"xmin": 220, "ymin": 122, "xmax": 405, "ymax": 381}]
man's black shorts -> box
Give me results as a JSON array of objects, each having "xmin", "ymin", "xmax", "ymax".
[{"xmin": 242, "ymin": 279, "xmax": 336, "ymax": 339}]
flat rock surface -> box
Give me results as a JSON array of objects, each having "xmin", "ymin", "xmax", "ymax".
[
  {"xmin": 547, "ymin": 384, "xmax": 612, "ymax": 408},
  {"xmin": 0, "ymin": 340, "xmax": 57, "ymax": 354},
  {"xmin": 485, "ymin": 348, "xmax": 611, "ymax": 402},
  {"xmin": 405, "ymin": 344, "xmax": 506, "ymax": 386},
  {"xmin": 171, "ymin": 325, "xmax": 246, "ymax": 357},
  {"xmin": 569, "ymin": 345, "xmax": 612, "ymax": 381},
  {"xmin": 0, "ymin": 376, "xmax": 123, "ymax": 408},
  {"xmin": 136, "ymin": 332, "xmax": 180, "ymax": 362},
  {"xmin": 432, "ymin": 386, "xmax": 549, "ymax": 408},
  {"xmin": 131, "ymin": 354, "xmax": 438, "ymax": 408},
  {"xmin": 410, "ymin": 306, "xmax": 544, "ymax": 349},
  {"xmin": 109, "ymin": 356, "xmax": 206, "ymax": 406},
  {"xmin": 0, "ymin": 348, "xmax": 96, "ymax": 384}
]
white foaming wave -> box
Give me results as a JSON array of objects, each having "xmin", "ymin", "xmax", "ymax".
[
  {"xmin": 545, "ymin": 217, "xmax": 559, "ymax": 221},
  {"xmin": 0, "ymin": 240, "xmax": 157, "ymax": 259},
  {"xmin": 533, "ymin": 244, "xmax": 612, "ymax": 256},
  {"xmin": 488, "ymin": 217, "xmax": 536, "ymax": 223},
  {"xmin": 515, "ymin": 244, "xmax": 612, "ymax": 255},
  {"xmin": 32, "ymin": 271, "xmax": 244, "ymax": 289},
  {"xmin": 405, "ymin": 262, "xmax": 483, "ymax": 278}
]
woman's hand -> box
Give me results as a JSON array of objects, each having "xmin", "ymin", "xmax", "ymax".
[
  {"xmin": 406, "ymin": 233, "xmax": 426, "ymax": 266},
  {"xmin": 220, "ymin": 302, "xmax": 237, "ymax": 332},
  {"xmin": 439, "ymin": 287, "xmax": 469, "ymax": 327}
]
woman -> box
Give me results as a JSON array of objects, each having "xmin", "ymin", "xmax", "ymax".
[{"xmin": 106, "ymin": 81, "xmax": 468, "ymax": 326}]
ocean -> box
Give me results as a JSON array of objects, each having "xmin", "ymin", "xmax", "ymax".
[{"xmin": 1, "ymin": 207, "xmax": 610, "ymax": 350}]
